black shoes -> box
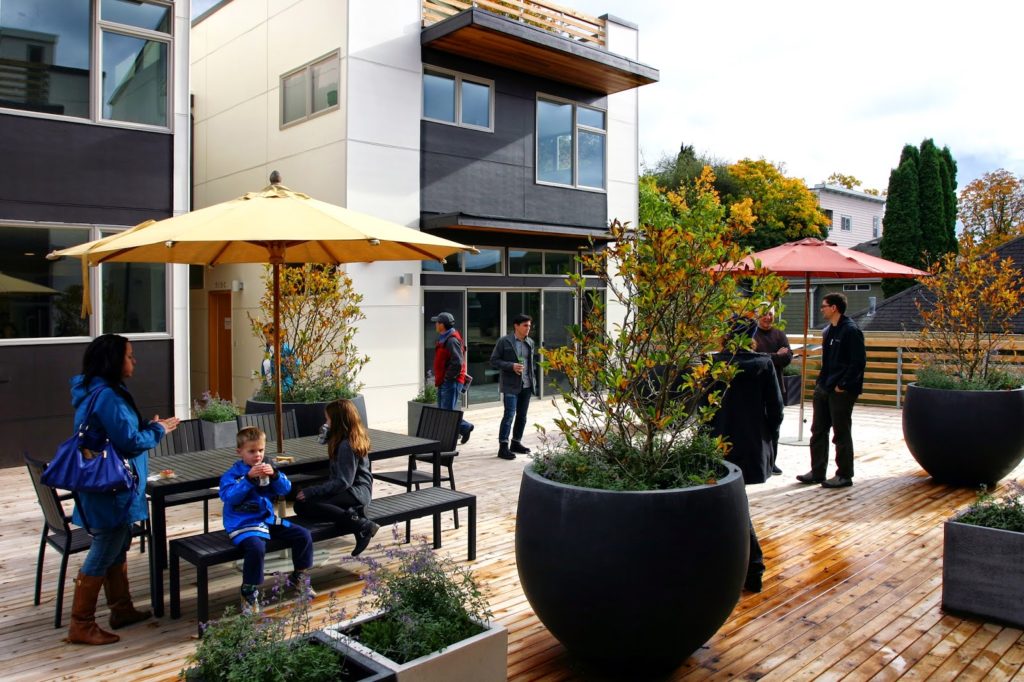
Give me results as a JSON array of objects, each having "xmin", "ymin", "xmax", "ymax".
[
  {"xmin": 510, "ymin": 441, "xmax": 531, "ymax": 454},
  {"xmin": 743, "ymin": 572, "xmax": 763, "ymax": 593},
  {"xmin": 771, "ymin": 465, "xmax": 783, "ymax": 475},
  {"xmin": 821, "ymin": 475, "xmax": 853, "ymax": 489},
  {"xmin": 460, "ymin": 424, "xmax": 474, "ymax": 445},
  {"xmin": 796, "ymin": 472, "xmax": 825, "ymax": 484},
  {"xmin": 351, "ymin": 519, "xmax": 380, "ymax": 557},
  {"xmin": 497, "ymin": 443, "xmax": 515, "ymax": 460}
]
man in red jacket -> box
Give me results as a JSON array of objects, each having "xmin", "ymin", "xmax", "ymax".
[{"xmin": 431, "ymin": 312, "xmax": 473, "ymax": 444}]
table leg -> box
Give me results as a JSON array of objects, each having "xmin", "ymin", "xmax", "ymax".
[
  {"xmin": 432, "ymin": 447, "xmax": 442, "ymax": 545},
  {"xmin": 150, "ymin": 494, "xmax": 167, "ymax": 617}
]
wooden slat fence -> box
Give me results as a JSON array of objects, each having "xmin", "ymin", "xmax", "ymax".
[{"xmin": 422, "ymin": 0, "xmax": 606, "ymax": 46}]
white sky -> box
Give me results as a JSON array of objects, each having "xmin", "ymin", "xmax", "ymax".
[{"xmin": 191, "ymin": 0, "xmax": 1023, "ymax": 191}]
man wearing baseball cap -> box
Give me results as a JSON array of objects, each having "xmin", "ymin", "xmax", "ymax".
[{"xmin": 430, "ymin": 312, "xmax": 473, "ymax": 443}]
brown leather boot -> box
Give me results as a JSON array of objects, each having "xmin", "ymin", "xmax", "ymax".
[
  {"xmin": 104, "ymin": 562, "xmax": 152, "ymax": 629},
  {"xmin": 67, "ymin": 572, "xmax": 119, "ymax": 645}
]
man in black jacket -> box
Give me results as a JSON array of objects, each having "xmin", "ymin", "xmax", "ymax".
[
  {"xmin": 797, "ymin": 293, "xmax": 866, "ymax": 489},
  {"xmin": 489, "ymin": 314, "xmax": 536, "ymax": 460}
]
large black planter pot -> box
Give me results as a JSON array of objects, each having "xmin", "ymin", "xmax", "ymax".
[
  {"xmin": 903, "ymin": 383, "xmax": 1024, "ymax": 486},
  {"xmin": 515, "ymin": 463, "xmax": 750, "ymax": 674},
  {"xmin": 245, "ymin": 394, "xmax": 367, "ymax": 437}
]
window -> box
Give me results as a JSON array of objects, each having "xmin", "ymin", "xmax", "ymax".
[
  {"xmin": 0, "ymin": 0, "xmax": 173, "ymax": 128},
  {"xmin": 822, "ymin": 209, "xmax": 834, "ymax": 226},
  {"xmin": 281, "ymin": 52, "xmax": 340, "ymax": 127},
  {"xmin": 98, "ymin": 230, "xmax": 167, "ymax": 333},
  {"xmin": 421, "ymin": 247, "xmax": 503, "ymax": 274},
  {"xmin": 843, "ymin": 283, "xmax": 870, "ymax": 292},
  {"xmin": 537, "ymin": 96, "xmax": 606, "ymax": 190},
  {"xmin": 509, "ymin": 250, "xmax": 576, "ymax": 275},
  {"xmin": 872, "ymin": 216, "xmax": 880, "ymax": 238},
  {"xmin": 421, "ymin": 67, "xmax": 493, "ymax": 130},
  {"xmin": 840, "ymin": 215, "xmax": 852, "ymax": 231}
]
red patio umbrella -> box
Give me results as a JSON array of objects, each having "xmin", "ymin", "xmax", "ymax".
[{"xmin": 736, "ymin": 238, "xmax": 929, "ymax": 439}]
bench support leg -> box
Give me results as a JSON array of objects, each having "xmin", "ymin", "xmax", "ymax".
[
  {"xmin": 169, "ymin": 551, "xmax": 180, "ymax": 619},
  {"xmin": 197, "ymin": 566, "xmax": 209, "ymax": 634},
  {"xmin": 468, "ymin": 499, "xmax": 476, "ymax": 561},
  {"xmin": 433, "ymin": 511, "xmax": 442, "ymax": 549}
]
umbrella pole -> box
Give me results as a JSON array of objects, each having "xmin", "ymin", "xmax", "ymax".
[
  {"xmin": 273, "ymin": 260, "xmax": 284, "ymax": 455},
  {"xmin": 799, "ymin": 274, "xmax": 811, "ymax": 441}
]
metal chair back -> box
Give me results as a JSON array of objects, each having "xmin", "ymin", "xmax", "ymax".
[{"xmin": 236, "ymin": 410, "xmax": 299, "ymax": 441}]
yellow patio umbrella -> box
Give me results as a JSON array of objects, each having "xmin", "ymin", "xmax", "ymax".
[
  {"xmin": 0, "ymin": 272, "xmax": 58, "ymax": 295},
  {"xmin": 48, "ymin": 174, "xmax": 477, "ymax": 452}
]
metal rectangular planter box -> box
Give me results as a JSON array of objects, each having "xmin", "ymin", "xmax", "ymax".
[
  {"xmin": 942, "ymin": 519, "xmax": 1024, "ymax": 628},
  {"xmin": 408, "ymin": 400, "xmax": 428, "ymax": 436},
  {"xmin": 325, "ymin": 613, "xmax": 508, "ymax": 682},
  {"xmin": 200, "ymin": 419, "xmax": 237, "ymax": 449}
]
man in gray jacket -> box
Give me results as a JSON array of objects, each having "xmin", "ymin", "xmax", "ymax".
[{"xmin": 489, "ymin": 314, "xmax": 536, "ymax": 460}]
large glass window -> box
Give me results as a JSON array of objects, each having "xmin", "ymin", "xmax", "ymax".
[
  {"xmin": 101, "ymin": 32, "xmax": 167, "ymax": 126},
  {"xmin": 101, "ymin": 262, "xmax": 167, "ymax": 333},
  {"xmin": 537, "ymin": 97, "xmax": 606, "ymax": 190},
  {"xmin": 422, "ymin": 67, "xmax": 492, "ymax": 131},
  {"xmin": 280, "ymin": 52, "xmax": 340, "ymax": 127}
]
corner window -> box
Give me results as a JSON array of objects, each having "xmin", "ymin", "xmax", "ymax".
[
  {"xmin": 537, "ymin": 96, "xmax": 606, "ymax": 190},
  {"xmin": 422, "ymin": 67, "xmax": 493, "ymax": 131},
  {"xmin": 840, "ymin": 215, "xmax": 852, "ymax": 231},
  {"xmin": 281, "ymin": 52, "xmax": 340, "ymax": 127},
  {"xmin": 872, "ymin": 216, "xmax": 880, "ymax": 238},
  {"xmin": 509, "ymin": 250, "xmax": 576, "ymax": 275},
  {"xmin": 421, "ymin": 247, "xmax": 503, "ymax": 274}
]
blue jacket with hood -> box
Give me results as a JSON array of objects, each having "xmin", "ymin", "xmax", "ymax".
[
  {"xmin": 69, "ymin": 375, "xmax": 166, "ymax": 529},
  {"xmin": 219, "ymin": 460, "xmax": 294, "ymax": 544}
]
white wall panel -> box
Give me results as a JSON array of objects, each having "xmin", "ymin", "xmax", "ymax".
[
  {"xmin": 267, "ymin": 0, "xmax": 347, "ymax": 87},
  {"xmin": 347, "ymin": 60, "xmax": 420, "ymax": 149},
  {"xmin": 347, "ymin": 0, "xmax": 420, "ymax": 71},
  {"xmin": 205, "ymin": 24, "xmax": 269, "ymax": 119},
  {"xmin": 205, "ymin": 97, "xmax": 269, "ymax": 181}
]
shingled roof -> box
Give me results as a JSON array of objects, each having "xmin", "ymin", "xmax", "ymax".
[{"xmin": 852, "ymin": 234, "xmax": 1024, "ymax": 333}]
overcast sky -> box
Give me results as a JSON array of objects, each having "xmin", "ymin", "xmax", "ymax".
[{"xmin": 191, "ymin": 0, "xmax": 1023, "ymax": 191}]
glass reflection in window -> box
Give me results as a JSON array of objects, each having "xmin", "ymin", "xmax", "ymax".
[
  {"xmin": 102, "ymin": 32, "xmax": 167, "ymax": 126},
  {"xmin": 101, "ymin": 0, "xmax": 171, "ymax": 32},
  {"xmin": 465, "ymin": 247, "xmax": 502, "ymax": 274},
  {"xmin": 423, "ymin": 72, "xmax": 455, "ymax": 123},
  {"xmin": 509, "ymin": 250, "xmax": 542, "ymax": 275}
]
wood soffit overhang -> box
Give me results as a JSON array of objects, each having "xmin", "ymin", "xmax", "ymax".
[{"xmin": 421, "ymin": 9, "xmax": 659, "ymax": 95}]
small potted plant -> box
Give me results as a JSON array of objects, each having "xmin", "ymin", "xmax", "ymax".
[
  {"xmin": 193, "ymin": 391, "xmax": 241, "ymax": 449},
  {"xmin": 942, "ymin": 481, "xmax": 1024, "ymax": 628},
  {"xmin": 325, "ymin": 532, "xmax": 507, "ymax": 681},
  {"xmin": 902, "ymin": 231, "xmax": 1024, "ymax": 486},
  {"xmin": 181, "ymin": 583, "xmax": 393, "ymax": 681},
  {"xmin": 407, "ymin": 382, "xmax": 438, "ymax": 436}
]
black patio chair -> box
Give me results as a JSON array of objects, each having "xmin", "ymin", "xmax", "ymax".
[
  {"xmin": 24, "ymin": 454, "xmax": 148, "ymax": 628},
  {"xmin": 150, "ymin": 418, "xmax": 217, "ymax": 532}
]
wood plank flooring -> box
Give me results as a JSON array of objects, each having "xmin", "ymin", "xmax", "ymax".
[{"xmin": 3, "ymin": 400, "xmax": 1022, "ymax": 681}]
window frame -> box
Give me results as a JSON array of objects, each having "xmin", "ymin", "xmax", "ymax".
[
  {"xmin": 872, "ymin": 216, "xmax": 881, "ymax": 238},
  {"xmin": 535, "ymin": 93, "xmax": 607, "ymax": 192},
  {"xmin": 508, "ymin": 248, "xmax": 578, "ymax": 276},
  {"xmin": 421, "ymin": 65, "xmax": 494, "ymax": 132},
  {"xmin": 279, "ymin": 51, "xmax": 341, "ymax": 129},
  {"xmin": 842, "ymin": 283, "xmax": 870, "ymax": 292},
  {"xmin": 0, "ymin": 0, "xmax": 175, "ymax": 132},
  {"xmin": 840, "ymin": 215, "xmax": 852, "ymax": 231},
  {"xmin": 421, "ymin": 246, "xmax": 505, "ymax": 276}
]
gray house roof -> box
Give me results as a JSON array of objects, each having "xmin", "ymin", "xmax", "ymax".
[{"xmin": 852, "ymin": 235, "xmax": 1024, "ymax": 333}]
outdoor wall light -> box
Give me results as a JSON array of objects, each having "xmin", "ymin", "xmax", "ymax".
[
  {"xmin": 399, "ymin": 273, "xmax": 414, "ymax": 286},
  {"xmin": 231, "ymin": 280, "xmax": 244, "ymax": 292}
]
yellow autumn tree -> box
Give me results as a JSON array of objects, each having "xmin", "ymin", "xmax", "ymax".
[
  {"xmin": 958, "ymin": 169, "xmax": 1024, "ymax": 249},
  {"xmin": 726, "ymin": 159, "xmax": 831, "ymax": 250}
]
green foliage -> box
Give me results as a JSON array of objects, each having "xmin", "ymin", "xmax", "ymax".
[
  {"xmin": 915, "ymin": 364, "xmax": 1022, "ymax": 391},
  {"xmin": 881, "ymin": 159, "xmax": 922, "ymax": 298},
  {"xmin": 353, "ymin": 534, "xmax": 491, "ymax": 663},
  {"xmin": 540, "ymin": 169, "xmax": 786, "ymax": 490},
  {"xmin": 918, "ymin": 140, "xmax": 949, "ymax": 261},
  {"xmin": 249, "ymin": 264, "xmax": 368, "ymax": 401},
  {"xmin": 411, "ymin": 383, "xmax": 438, "ymax": 404},
  {"xmin": 956, "ymin": 482, "xmax": 1024, "ymax": 532},
  {"xmin": 941, "ymin": 146, "xmax": 959, "ymax": 253},
  {"xmin": 192, "ymin": 391, "xmax": 240, "ymax": 423},
  {"xmin": 183, "ymin": 580, "xmax": 347, "ymax": 682}
]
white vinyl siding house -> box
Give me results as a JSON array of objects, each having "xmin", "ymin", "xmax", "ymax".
[{"xmin": 810, "ymin": 184, "xmax": 886, "ymax": 248}]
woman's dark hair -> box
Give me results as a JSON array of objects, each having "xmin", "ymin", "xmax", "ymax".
[
  {"xmin": 81, "ymin": 334, "xmax": 143, "ymax": 427},
  {"xmin": 324, "ymin": 399, "xmax": 370, "ymax": 459}
]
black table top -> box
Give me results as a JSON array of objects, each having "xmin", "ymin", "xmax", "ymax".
[{"xmin": 146, "ymin": 428, "xmax": 440, "ymax": 496}]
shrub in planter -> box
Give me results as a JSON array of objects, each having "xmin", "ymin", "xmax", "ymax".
[
  {"xmin": 407, "ymin": 383, "xmax": 438, "ymax": 436},
  {"xmin": 942, "ymin": 482, "xmax": 1024, "ymax": 628},
  {"xmin": 518, "ymin": 171, "xmax": 785, "ymax": 672},
  {"xmin": 192, "ymin": 391, "xmax": 241, "ymax": 449}
]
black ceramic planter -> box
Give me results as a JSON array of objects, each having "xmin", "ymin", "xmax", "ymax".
[
  {"xmin": 903, "ymin": 384, "xmax": 1024, "ymax": 486},
  {"xmin": 245, "ymin": 394, "xmax": 367, "ymax": 437},
  {"xmin": 942, "ymin": 520, "xmax": 1024, "ymax": 629},
  {"xmin": 515, "ymin": 463, "xmax": 750, "ymax": 674}
]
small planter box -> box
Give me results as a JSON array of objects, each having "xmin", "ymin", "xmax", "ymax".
[
  {"xmin": 325, "ymin": 613, "xmax": 507, "ymax": 682},
  {"xmin": 407, "ymin": 400, "xmax": 432, "ymax": 436},
  {"xmin": 942, "ymin": 519, "xmax": 1024, "ymax": 628},
  {"xmin": 783, "ymin": 375, "xmax": 802, "ymax": 406},
  {"xmin": 200, "ymin": 420, "xmax": 237, "ymax": 450}
]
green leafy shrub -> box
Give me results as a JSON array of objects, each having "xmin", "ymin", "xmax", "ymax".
[
  {"xmin": 956, "ymin": 482, "xmax": 1024, "ymax": 532},
  {"xmin": 192, "ymin": 391, "xmax": 240, "ymax": 423},
  {"xmin": 915, "ymin": 364, "xmax": 1022, "ymax": 391},
  {"xmin": 351, "ymin": 532, "xmax": 491, "ymax": 663},
  {"xmin": 411, "ymin": 383, "xmax": 438, "ymax": 404}
]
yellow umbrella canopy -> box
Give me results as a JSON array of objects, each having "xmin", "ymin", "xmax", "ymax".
[
  {"xmin": 48, "ymin": 176, "xmax": 477, "ymax": 451},
  {"xmin": 0, "ymin": 272, "xmax": 58, "ymax": 294}
]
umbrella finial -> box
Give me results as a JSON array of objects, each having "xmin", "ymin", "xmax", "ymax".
[{"xmin": 269, "ymin": 170, "xmax": 282, "ymax": 185}]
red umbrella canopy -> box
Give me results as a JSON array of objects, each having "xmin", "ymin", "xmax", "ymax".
[{"xmin": 740, "ymin": 238, "xmax": 930, "ymax": 279}]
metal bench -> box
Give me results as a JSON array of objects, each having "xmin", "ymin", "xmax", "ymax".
[{"xmin": 169, "ymin": 487, "xmax": 476, "ymax": 630}]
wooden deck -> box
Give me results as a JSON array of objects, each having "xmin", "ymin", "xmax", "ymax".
[{"xmin": 4, "ymin": 400, "xmax": 1023, "ymax": 681}]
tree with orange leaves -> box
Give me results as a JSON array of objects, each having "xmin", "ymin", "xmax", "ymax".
[{"xmin": 958, "ymin": 169, "xmax": 1024, "ymax": 249}]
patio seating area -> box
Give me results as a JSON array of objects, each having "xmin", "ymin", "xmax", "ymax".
[{"xmin": 5, "ymin": 399, "xmax": 1024, "ymax": 681}]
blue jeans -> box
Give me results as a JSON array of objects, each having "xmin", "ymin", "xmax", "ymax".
[
  {"xmin": 437, "ymin": 379, "xmax": 473, "ymax": 436},
  {"xmin": 238, "ymin": 524, "xmax": 314, "ymax": 586},
  {"xmin": 499, "ymin": 387, "xmax": 532, "ymax": 444},
  {"xmin": 81, "ymin": 524, "xmax": 133, "ymax": 576}
]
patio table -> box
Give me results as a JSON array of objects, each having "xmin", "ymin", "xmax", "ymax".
[{"xmin": 145, "ymin": 428, "xmax": 442, "ymax": 616}]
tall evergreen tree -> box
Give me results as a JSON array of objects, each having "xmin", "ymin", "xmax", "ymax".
[
  {"xmin": 940, "ymin": 146, "xmax": 958, "ymax": 254},
  {"xmin": 880, "ymin": 160, "xmax": 921, "ymax": 297},
  {"xmin": 899, "ymin": 143, "xmax": 920, "ymax": 170},
  {"xmin": 917, "ymin": 139, "xmax": 947, "ymax": 263}
]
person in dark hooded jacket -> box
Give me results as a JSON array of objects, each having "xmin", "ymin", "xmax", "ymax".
[{"xmin": 710, "ymin": 337, "xmax": 784, "ymax": 593}]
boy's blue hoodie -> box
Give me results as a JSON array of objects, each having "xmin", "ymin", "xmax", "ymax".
[
  {"xmin": 69, "ymin": 375, "xmax": 165, "ymax": 529},
  {"xmin": 220, "ymin": 460, "xmax": 293, "ymax": 544}
]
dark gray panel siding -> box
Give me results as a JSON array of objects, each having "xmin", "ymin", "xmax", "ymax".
[{"xmin": 421, "ymin": 49, "xmax": 607, "ymax": 230}]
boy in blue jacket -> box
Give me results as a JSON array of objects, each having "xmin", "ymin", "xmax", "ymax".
[{"xmin": 220, "ymin": 426, "xmax": 314, "ymax": 612}]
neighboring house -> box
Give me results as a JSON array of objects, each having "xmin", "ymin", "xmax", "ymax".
[
  {"xmin": 190, "ymin": 0, "xmax": 658, "ymax": 417},
  {"xmin": 810, "ymin": 183, "xmax": 886, "ymax": 247},
  {"xmin": 853, "ymin": 234, "xmax": 1024, "ymax": 334},
  {"xmin": 0, "ymin": 0, "xmax": 191, "ymax": 468}
]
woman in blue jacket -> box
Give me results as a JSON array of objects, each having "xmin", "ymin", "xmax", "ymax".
[{"xmin": 67, "ymin": 334, "xmax": 179, "ymax": 645}]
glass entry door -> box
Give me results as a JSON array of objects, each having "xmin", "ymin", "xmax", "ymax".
[
  {"xmin": 465, "ymin": 291, "xmax": 502, "ymax": 404},
  {"xmin": 541, "ymin": 290, "xmax": 575, "ymax": 395}
]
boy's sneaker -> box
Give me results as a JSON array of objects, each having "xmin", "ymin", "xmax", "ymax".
[
  {"xmin": 240, "ymin": 585, "xmax": 261, "ymax": 616},
  {"xmin": 352, "ymin": 519, "xmax": 380, "ymax": 557},
  {"xmin": 288, "ymin": 570, "xmax": 317, "ymax": 599}
]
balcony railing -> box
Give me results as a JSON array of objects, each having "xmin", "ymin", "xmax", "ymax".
[{"xmin": 423, "ymin": 0, "xmax": 606, "ymax": 47}]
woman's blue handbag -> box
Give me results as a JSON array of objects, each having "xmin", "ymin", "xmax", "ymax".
[{"xmin": 41, "ymin": 388, "xmax": 138, "ymax": 495}]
